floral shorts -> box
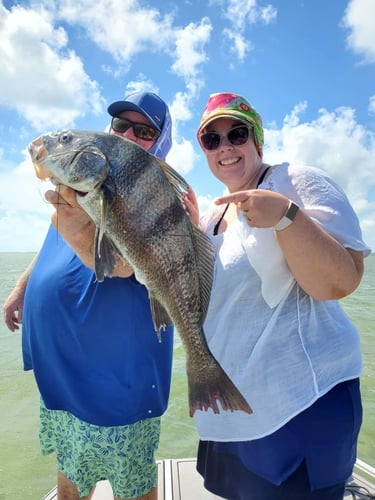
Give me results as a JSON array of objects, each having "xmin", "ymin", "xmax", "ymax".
[{"xmin": 39, "ymin": 401, "xmax": 161, "ymax": 498}]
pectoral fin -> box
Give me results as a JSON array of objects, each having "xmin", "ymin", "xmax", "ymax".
[
  {"xmin": 94, "ymin": 230, "xmax": 119, "ymax": 281},
  {"xmin": 149, "ymin": 295, "xmax": 173, "ymax": 341}
]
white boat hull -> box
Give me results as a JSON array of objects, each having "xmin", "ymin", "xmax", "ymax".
[{"xmin": 43, "ymin": 458, "xmax": 375, "ymax": 499}]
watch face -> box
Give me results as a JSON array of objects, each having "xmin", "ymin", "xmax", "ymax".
[
  {"xmin": 286, "ymin": 201, "xmax": 299, "ymax": 222},
  {"xmin": 275, "ymin": 201, "xmax": 299, "ymax": 231}
]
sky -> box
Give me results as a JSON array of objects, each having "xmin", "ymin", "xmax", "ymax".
[{"xmin": 0, "ymin": 0, "xmax": 374, "ymax": 252}]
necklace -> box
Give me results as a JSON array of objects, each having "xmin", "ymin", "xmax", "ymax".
[{"xmin": 213, "ymin": 165, "xmax": 271, "ymax": 236}]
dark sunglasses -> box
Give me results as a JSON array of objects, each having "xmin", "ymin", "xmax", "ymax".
[
  {"xmin": 200, "ymin": 125, "xmax": 250, "ymax": 151},
  {"xmin": 111, "ymin": 117, "xmax": 160, "ymax": 141}
]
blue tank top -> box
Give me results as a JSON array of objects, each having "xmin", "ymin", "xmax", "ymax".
[{"xmin": 22, "ymin": 226, "xmax": 173, "ymax": 426}]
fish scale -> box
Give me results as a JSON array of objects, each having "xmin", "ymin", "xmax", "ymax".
[{"xmin": 29, "ymin": 129, "xmax": 253, "ymax": 417}]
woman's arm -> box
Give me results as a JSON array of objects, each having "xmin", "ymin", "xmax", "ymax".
[
  {"xmin": 215, "ymin": 189, "xmax": 364, "ymax": 300},
  {"xmin": 275, "ymin": 205, "xmax": 363, "ymax": 300}
]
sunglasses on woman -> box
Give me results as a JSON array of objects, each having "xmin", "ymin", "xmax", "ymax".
[
  {"xmin": 111, "ymin": 117, "xmax": 160, "ymax": 141},
  {"xmin": 200, "ymin": 125, "xmax": 251, "ymax": 151}
]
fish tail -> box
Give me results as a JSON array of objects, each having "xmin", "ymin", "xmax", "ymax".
[{"xmin": 188, "ymin": 363, "xmax": 253, "ymax": 417}]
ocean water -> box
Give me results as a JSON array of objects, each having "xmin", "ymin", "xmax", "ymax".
[{"xmin": 0, "ymin": 252, "xmax": 374, "ymax": 499}]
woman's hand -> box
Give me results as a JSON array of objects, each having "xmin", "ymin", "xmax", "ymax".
[
  {"xmin": 216, "ymin": 189, "xmax": 364, "ymax": 300},
  {"xmin": 183, "ymin": 187, "xmax": 200, "ymax": 226},
  {"xmin": 215, "ymin": 189, "xmax": 289, "ymax": 228}
]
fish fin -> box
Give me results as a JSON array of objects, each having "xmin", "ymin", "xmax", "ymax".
[
  {"xmin": 149, "ymin": 296, "xmax": 173, "ymax": 341},
  {"xmin": 190, "ymin": 224, "xmax": 216, "ymax": 324},
  {"xmin": 93, "ymin": 185, "xmax": 120, "ymax": 282},
  {"xmin": 94, "ymin": 230, "xmax": 119, "ymax": 282},
  {"xmin": 187, "ymin": 354, "xmax": 253, "ymax": 417},
  {"xmin": 154, "ymin": 158, "xmax": 190, "ymax": 202}
]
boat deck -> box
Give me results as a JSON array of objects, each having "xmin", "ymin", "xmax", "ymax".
[{"xmin": 43, "ymin": 458, "xmax": 375, "ymax": 499}]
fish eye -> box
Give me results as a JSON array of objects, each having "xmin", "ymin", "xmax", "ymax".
[{"xmin": 59, "ymin": 131, "xmax": 73, "ymax": 144}]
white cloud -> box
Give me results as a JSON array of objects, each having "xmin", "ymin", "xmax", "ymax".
[
  {"xmin": 0, "ymin": 1, "xmax": 212, "ymax": 139},
  {"xmin": 222, "ymin": 0, "xmax": 277, "ymax": 29},
  {"xmin": 223, "ymin": 29, "xmax": 251, "ymax": 63},
  {"xmin": 0, "ymin": 212, "xmax": 50, "ymax": 252},
  {"xmin": 264, "ymin": 102, "xmax": 375, "ymax": 250},
  {"xmin": 123, "ymin": 76, "xmax": 160, "ymax": 97},
  {"xmin": 169, "ymin": 92, "xmax": 194, "ymax": 124},
  {"xmin": 0, "ymin": 0, "xmax": 212, "ymax": 153},
  {"xmin": 0, "ymin": 149, "xmax": 53, "ymax": 251},
  {"xmin": 167, "ymin": 138, "xmax": 196, "ymax": 176},
  {"xmin": 0, "ymin": 150, "xmax": 53, "ymax": 215},
  {"xmin": 369, "ymin": 95, "xmax": 375, "ymax": 115},
  {"xmin": 54, "ymin": 0, "xmax": 174, "ymax": 63},
  {"xmin": 49, "ymin": 0, "xmax": 213, "ymax": 97},
  {"xmin": 0, "ymin": 3, "xmax": 104, "ymax": 131},
  {"xmin": 342, "ymin": 0, "xmax": 375, "ymax": 62},
  {"xmin": 170, "ymin": 18, "xmax": 212, "ymax": 82},
  {"xmin": 265, "ymin": 103, "xmax": 375, "ymax": 197},
  {"xmin": 219, "ymin": 0, "xmax": 277, "ymax": 61}
]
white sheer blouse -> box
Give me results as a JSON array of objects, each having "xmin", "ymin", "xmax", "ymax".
[{"xmin": 194, "ymin": 162, "xmax": 371, "ymax": 441}]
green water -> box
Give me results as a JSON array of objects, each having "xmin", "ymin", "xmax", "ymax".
[{"xmin": 0, "ymin": 253, "xmax": 374, "ymax": 499}]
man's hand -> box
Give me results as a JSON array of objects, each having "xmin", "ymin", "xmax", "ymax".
[
  {"xmin": 45, "ymin": 185, "xmax": 95, "ymax": 246},
  {"xmin": 45, "ymin": 185, "xmax": 133, "ymax": 277},
  {"xmin": 3, "ymin": 287, "xmax": 24, "ymax": 332}
]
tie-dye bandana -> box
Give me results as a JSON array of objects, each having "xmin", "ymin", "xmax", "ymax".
[{"xmin": 197, "ymin": 92, "xmax": 264, "ymax": 157}]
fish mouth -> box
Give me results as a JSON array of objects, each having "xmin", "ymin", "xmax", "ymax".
[
  {"xmin": 49, "ymin": 177, "xmax": 89, "ymax": 198},
  {"xmin": 29, "ymin": 138, "xmax": 49, "ymax": 179},
  {"xmin": 75, "ymin": 190, "xmax": 89, "ymax": 197},
  {"xmin": 29, "ymin": 137, "xmax": 103, "ymax": 196}
]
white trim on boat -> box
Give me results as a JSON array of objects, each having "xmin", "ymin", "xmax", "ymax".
[
  {"xmin": 164, "ymin": 459, "xmax": 173, "ymax": 500},
  {"xmin": 356, "ymin": 459, "xmax": 375, "ymax": 478},
  {"xmin": 42, "ymin": 458, "xmax": 375, "ymax": 499}
]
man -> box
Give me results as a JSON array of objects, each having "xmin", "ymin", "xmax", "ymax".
[{"xmin": 3, "ymin": 92, "xmax": 173, "ymax": 500}]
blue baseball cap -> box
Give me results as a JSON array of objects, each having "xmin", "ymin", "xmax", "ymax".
[{"xmin": 107, "ymin": 91, "xmax": 166, "ymax": 131}]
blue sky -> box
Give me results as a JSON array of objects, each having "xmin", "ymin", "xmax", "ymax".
[{"xmin": 0, "ymin": 0, "xmax": 374, "ymax": 252}]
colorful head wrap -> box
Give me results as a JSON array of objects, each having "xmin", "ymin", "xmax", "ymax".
[{"xmin": 197, "ymin": 92, "xmax": 264, "ymax": 157}]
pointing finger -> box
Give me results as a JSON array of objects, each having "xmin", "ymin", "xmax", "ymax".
[{"xmin": 215, "ymin": 192, "xmax": 250, "ymax": 206}]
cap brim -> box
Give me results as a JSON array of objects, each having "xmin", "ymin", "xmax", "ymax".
[
  {"xmin": 197, "ymin": 113, "xmax": 250, "ymax": 136},
  {"xmin": 107, "ymin": 101, "xmax": 161, "ymax": 131}
]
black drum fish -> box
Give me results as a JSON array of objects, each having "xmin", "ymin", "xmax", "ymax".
[{"xmin": 29, "ymin": 130, "xmax": 252, "ymax": 417}]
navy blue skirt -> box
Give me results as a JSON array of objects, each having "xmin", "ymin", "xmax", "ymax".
[{"xmin": 197, "ymin": 379, "xmax": 362, "ymax": 500}]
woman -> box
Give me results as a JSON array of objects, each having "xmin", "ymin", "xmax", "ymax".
[{"xmin": 192, "ymin": 92, "xmax": 371, "ymax": 499}]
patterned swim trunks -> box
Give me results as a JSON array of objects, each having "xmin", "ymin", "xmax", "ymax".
[{"xmin": 39, "ymin": 401, "xmax": 161, "ymax": 498}]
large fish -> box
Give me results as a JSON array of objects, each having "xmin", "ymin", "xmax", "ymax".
[{"xmin": 28, "ymin": 130, "xmax": 252, "ymax": 417}]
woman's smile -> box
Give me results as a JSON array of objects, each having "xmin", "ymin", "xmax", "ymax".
[{"xmin": 218, "ymin": 156, "xmax": 242, "ymax": 166}]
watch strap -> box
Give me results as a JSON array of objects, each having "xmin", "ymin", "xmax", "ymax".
[{"xmin": 274, "ymin": 200, "xmax": 299, "ymax": 231}]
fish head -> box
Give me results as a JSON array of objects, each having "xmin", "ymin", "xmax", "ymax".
[{"xmin": 28, "ymin": 130, "xmax": 110, "ymax": 193}]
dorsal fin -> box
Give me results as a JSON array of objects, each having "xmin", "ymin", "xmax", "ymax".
[
  {"xmin": 189, "ymin": 224, "xmax": 216, "ymax": 324},
  {"xmin": 154, "ymin": 157, "xmax": 190, "ymax": 202}
]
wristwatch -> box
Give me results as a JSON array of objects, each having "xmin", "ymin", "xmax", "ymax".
[{"xmin": 274, "ymin": 200, "xmax": 299, "ymax": 231}]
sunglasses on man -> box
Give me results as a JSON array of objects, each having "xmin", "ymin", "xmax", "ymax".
[{"xmin": 111, "ymin": 117, "xmax": 160, "ymax": 142}]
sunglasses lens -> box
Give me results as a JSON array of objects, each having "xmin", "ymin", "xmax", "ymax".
[
  {"xmin": 200, "ymin": 133, "xmax": 221, "ymax": 151},
  {"xmin": 228, "ymin": 126, "xmax": 249, "ymax": 145},
  {"xmin": 111, "ymin": 117, "xmax": 130, "ymax": 133},
  {"xmin": 133, "ymin": 124, "xmax": 159, "ymax": 141},
  {"xmin": 200, "ymin": 126, "xmax": 250, "ymax": 151},
  {"xmin": 111, "ymin": 117, "xmax": 159, "ymax": 141}
]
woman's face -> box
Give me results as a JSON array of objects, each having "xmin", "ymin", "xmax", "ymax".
[{"xmin": 200, "ymin": 118, "xmax": 262, "ymax": 192}]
